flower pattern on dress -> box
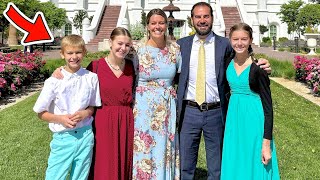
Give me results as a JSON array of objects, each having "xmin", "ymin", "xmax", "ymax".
[{"xmin": 132, "ymin": 41, "xmax": 181, "ymax": 179}]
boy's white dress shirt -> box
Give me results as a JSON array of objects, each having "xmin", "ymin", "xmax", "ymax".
[{"xmin": 33, "ymin": 67, "xmax": 101, "ymax": 132}]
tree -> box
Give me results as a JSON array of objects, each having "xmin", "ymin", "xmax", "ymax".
[
  {"xmin": 39, "ymin": 2, "xmax": 67, "ymax": 32},
  {"xmin": 296, "ymin": 4, "xmax": 320, "ymax": 33},
  {"xmin": 311, "ymin": 0, "xmax": 320, "ymax": 3},
  {"xmin": 0, "ymin": 0, "xmax": 26, "ymax": 46},
  {"xmin": 73, "ymin": 10, "xmax": 93, "ymax": 34},
  {"xmin": 259, "ymin": 25, "xmax": 268, "ymax": 35},
  {"xmin": 0, "ymin": 0, "xmax": 66, "ymax": 45},
  {"xmin": 141, "ymin": 10, "xmax": 147, "ymax": 28},
  {"xmin": 277, "ymin": 0, "xmax": 304, "ymax": 36}
]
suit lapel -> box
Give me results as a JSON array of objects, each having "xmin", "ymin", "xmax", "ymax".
[
  {"xmin": 214, "ymin": 35, "xmax": 223, "ymax": 80},
  {"xmin": 182, "ymin": 36, "xmax": 194, "ymax": 79}
]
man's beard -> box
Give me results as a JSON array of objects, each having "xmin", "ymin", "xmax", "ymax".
[{"xmin": 194, "ymin": 24, "xmax": 212, "ymax": 36}]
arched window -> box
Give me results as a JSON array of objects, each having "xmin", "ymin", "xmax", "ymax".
[
  {"xmin": 173, "ymin": 27, "xmax": 181, "ymax": 39},
  {"xmin": 65, "ymin": 23, "xmax": 72, "ymax": 36},
  {"xmin": 269, "ymin": 25, "xmax": 277, "ymax": 38}
]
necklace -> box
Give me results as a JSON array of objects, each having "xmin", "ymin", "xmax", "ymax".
[{"xmin": 106, "ymin": 58, "xmax": 124, "ymax": 71}]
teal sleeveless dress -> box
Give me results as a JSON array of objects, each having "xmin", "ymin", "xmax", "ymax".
[{"xmin": 221, "ymin": 60, "xmax": 280, "ymax": 180}]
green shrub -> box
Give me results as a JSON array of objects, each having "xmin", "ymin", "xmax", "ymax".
[
  {"xmin": 278, "ymin": 37, "xmax": 289, "ymax": 45},
  {"xmin": 260, "ymin": 42, "xmax": 272, "ymax": 47},
  {"xmin": 129, "ymin": 23, "xmax": 146, "ymax": 40},
  {"xmin": 278, "ymin": 47, "xmax": 285, "ymax": 52},
  {"xmin": 262, "ymin": 37, "xmax": 271, "ymax": 43},
  {"xmin": 41, "ymin": 51, "xmax": 109, "ymax": 75}
]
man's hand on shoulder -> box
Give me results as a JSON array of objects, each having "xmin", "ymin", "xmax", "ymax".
[{"xmin": 257, "ymin": 58, "xmax": 271, "ymax": 75}]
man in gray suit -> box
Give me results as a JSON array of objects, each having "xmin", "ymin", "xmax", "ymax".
[{"xmin": 176, "ymin": 2, "xmax": 270, "ymax": 179}]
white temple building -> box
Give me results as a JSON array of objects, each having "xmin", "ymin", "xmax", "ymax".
[{"xmin": 40, "ymin": 0, "xmax": 314, "ymax": 46}]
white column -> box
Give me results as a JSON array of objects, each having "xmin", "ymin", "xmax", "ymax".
[
  {"xmin": 82, "ymin": 17, "xmax": 91, "ymax": 44},
  {"xmin": 76, "ymin": 0, "xmax": 86, "ymax": 10},
  {"xmin": 257, "ymin": 0, "xmax": 268, "ymax": 26},
  {"xmin": 252, "ymin": 19, "xmax": 260, "ymax": 47}
]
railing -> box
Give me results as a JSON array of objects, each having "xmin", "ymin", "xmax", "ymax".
[
  {"xmin": 214, "ymin": 1, "xmax": 226, "ymax": 37},
  {"xmin": 83, "ymin": 0, "xmax": 108, "ymax": 43},
  {"xmin": 235, "ymin": 0, "xmax": 249, "ymax": 24}
]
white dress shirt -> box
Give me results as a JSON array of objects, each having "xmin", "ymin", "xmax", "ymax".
[
  {"xmin": 185, "ymin": 32, "xmax": 220, "ymax": 103},
  {"xmin": 33, "ymin": 67, "xmax": 101, "ymax": 132}
]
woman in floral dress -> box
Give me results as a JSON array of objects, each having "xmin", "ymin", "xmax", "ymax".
[{"xmin": 132, "ymin": 9, "xmax": 181, "ymax": 180}]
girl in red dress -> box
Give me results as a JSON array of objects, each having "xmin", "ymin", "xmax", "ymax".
[{"xmin": 87, "ymin": 27, "xmax": 135, "ymax": 180}]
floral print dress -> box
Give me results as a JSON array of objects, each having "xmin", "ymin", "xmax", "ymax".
[{"xmin": 132, "ymin": 42, "xmax": 181, "ymax": 180}]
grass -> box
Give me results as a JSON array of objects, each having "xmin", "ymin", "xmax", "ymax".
[
  {"xmin": 0, "ymin": 93, "xmax": 49, "ymax": 180},
  {"xmin": 1, "ymin": 82, "xmax": 319, "ymax": 179},
  {"xmin": 255, "ymin": 53, "xmax": 296, "ymax": 80}
]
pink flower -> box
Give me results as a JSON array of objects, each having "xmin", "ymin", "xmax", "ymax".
[
  {"xmin": 0, "ymin": 78, "xmax": 6, "ymax": 88},
  {"xmin": 11, "ymin": 83, "xmax": 16, "ymax": 91},
  {"xmin": 0, "ymin": 64, "xmax": 5, "ymax": 73},
  {"xmin": 15, "ymin": 77, "xmax": 21, "ymax": 85}
]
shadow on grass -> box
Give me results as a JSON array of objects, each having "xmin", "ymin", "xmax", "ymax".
[{"xmin": 195, "ymin": 168, "xmax": 208, "ymax": 179}]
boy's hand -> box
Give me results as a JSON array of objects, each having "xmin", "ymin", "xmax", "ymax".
[
  {"xmin": 261, "ymin": 139, "xmax": 271, "ymax": 165},
  {"xmin": 52, "ymin": 66, "xmax": 64, "ymax": 79},
  {"xmin": 57, "ymin": 114, "xmax": 77, "ymax": 128},
  {"xmin": 70, "ymin": 110, "xmax": 90, "ymax": 123},
  {"xmin": 257, "ymin": 58, "xmax": 271, "ymax": 74}
]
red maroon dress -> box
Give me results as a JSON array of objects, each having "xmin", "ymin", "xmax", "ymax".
[{"xmin": 87, "ymin": 58, "xmax": 134, "ymax": 180}]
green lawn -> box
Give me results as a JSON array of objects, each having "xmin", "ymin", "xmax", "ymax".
[
  {"xmin": 1, "ymin": 81, "xmax": 319, "ymax": 179},
  {"xmin": 1, "ymin": 52, "xmax": 319, "ymax": 179}
]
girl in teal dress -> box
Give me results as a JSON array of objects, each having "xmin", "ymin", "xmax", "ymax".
[{"xmin": 221, "ymin": 23, "xmax": 280, "ymax": 179}]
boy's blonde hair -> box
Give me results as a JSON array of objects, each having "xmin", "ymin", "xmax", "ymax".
[{"xmin": 60, "ymin": 34, "xmax": 87, "ymax": 54}]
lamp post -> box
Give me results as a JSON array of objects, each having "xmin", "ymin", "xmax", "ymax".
[
  {"xmin": 294, "ymin": 37, "xmax": 299, "ymax": 53},
  {"xmin": 272, "ymin": 36, "xmax": 276, "ymax": 50}
]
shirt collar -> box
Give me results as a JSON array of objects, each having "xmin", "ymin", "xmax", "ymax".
[
  {"xmin": 62, "ymin": 67, "xmax": 85, "ymax": 79},
  {"xmin": 193, "ymin": 31, "xmax": 215, "ymax": 44}
]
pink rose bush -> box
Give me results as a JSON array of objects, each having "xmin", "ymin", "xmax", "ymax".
[
  {"xmin": 294, "ymin": 56, "xmax": 320, "ymax": 96},
  {"xmin": 0, "ymin": 50, "xmax": 46, "ymax": 97}
]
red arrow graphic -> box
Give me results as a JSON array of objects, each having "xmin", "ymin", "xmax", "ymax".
[{"xmin": 3, "ymin": 2, "xmax": 54, "ymax": 46}]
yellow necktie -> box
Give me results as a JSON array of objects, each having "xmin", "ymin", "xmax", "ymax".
[{"xmin": 195, "ymin": 40, "xmax": 206, "ymax": 105}]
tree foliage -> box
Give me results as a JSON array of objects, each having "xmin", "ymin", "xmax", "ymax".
[
  {"xmin": 277, "ymin": 0, "xmax": 304, "ymax": 35},
  {"xmin": 296, "ymin": 4, "xmax": 320, "ymax": 33},
  {"xmin": 73, "ymin": 10, "xmax": 93, "ymax": 33},
  {"xmin": 311, "ymin": 0, "xmax": 320, "ymax": 3},
  {"xmin": 39, "ymin": 2, "xmax": 67, "ymax": 31},
  {"xmin": 0, "ymin": 0, "xmax": 67, "ymax": 43},
  {"xmin": 259, "ymin": 25, "xmax": 268, "ymax": 35},
  {"xmin": 141, "ymin": 10, "xmax": 147, "ymax": 28}
]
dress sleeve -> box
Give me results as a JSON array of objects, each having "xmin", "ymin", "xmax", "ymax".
[{"xmin": 257, "ymin": 68, "xmax": 273, "ymax": 140}]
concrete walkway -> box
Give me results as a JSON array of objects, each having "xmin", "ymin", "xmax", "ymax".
[{"xmin": 253, "ymin": 46, "xmax": 319, "ymax": 62}]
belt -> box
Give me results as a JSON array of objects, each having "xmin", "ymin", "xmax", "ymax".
[{"xmin": 186, "ymin": 100, "xmax": 220, "ymax": 111}]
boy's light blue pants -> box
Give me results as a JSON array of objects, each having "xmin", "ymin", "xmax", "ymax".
[{"xmin": 45, "ymin": 125, "xmax": 94, "ymax": 180}]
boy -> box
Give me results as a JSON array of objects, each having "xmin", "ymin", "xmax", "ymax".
[{"xmin": 33, "ymin": 35, "xmax": 101, "ymax": 180}]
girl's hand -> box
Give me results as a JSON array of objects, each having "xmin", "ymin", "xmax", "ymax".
[
  {"xmin": 52, "ymin": 66, "xmax": 64, "ymax": 79},
  {"xmin": 261, "ymin": 139, "xmax": 271, "ymax": 165}
]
